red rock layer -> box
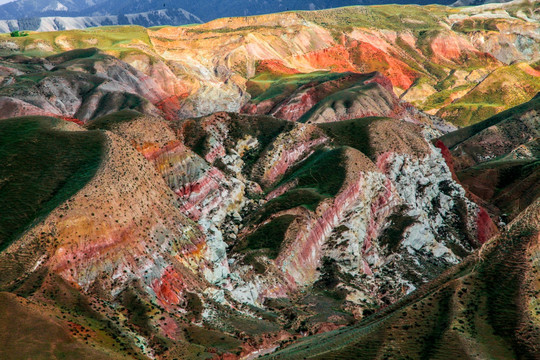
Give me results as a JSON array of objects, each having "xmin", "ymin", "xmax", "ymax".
[{"xmin": 256, "ymin": 59, "xmax": 300, "ymax": 75}]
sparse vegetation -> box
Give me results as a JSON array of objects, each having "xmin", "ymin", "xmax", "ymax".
[
  {"xmin": 0, "ymin": 117, "xmax": 104, "ymax": 251},
  {"xmin": 380, "ymin": 210, "xmax": 417, "ymax": 253},
  {"xmin": 0, "ymin": 4, "xmax": 538, "ymax": 358}
]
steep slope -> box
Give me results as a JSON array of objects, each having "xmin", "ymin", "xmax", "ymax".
[
  {"xmin": 168, "ymin": 112, "xmax": 486, "ymax": 313},
  {"xmin": 0, "ymin": 114, "xmax": 208, "ymax": 301},
  {"xmin": 438, "ymin": 92, "xmax": 540, "ymax": 221},
  {"xmin": 0, "ymin": 116, "xmax": 104, "ymax": 251},
  {"xmin": 439, "ymin": 92, "xmax": 540, "ymax": 162},
  {"xmin": 131, "ymin": 1, "xmax": 540, "ymax": 122},
  {"xmin": 0, "ymin": 0, "xmax": 98, "ymax": 19},
  {"xmin": 80, "ymin": 107, "xmax": 490, "ymax": 344},
  {"xmin": 242, "ymin": 70, "xmax": 452, "ymax": 134},
  {"xmin": 264, "ymin": 197, "xmax": 540, "ymax": 359},
  {"xmin": 435, "ymin": 63, "xmax": 540, "ymax": 126},
  {"xmin": 0, "ymin": 115, "xmax": 235, "ymax": 359}
]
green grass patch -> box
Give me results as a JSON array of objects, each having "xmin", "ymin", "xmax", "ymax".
[
  {"xmin": 242, "ymin": 215, "xmax": 296, "ymax": 259},
  {"xmin": 438, "ymin": 64, "xmax": 540, "ymax": 126},
  {"xmin": 183, "ymin": 325, "xmax": 241, "ymax": 352},
  {"xmin": 276, "ymin": 148, "xmax": 347, "ymax": 197},
  {"xmin": 248, "ymin": 71, "xmax": 349, "ymax": 104},
  {"xmin": 423, "ymin": 84, "xmax": 473, "ymax": 110},
  {"xmin": 46, "ymin": 47, "xmax": 104, "ymax": 64},
  {"xmin": 299, "ymin": 4, "xmax": 448, "ymax": 33},
  {"xmin": 434, "ymin": 69, "xmax": 457, "ymax": 91},
  {"xmin": 256, "ymin": 189, "xmax": 328, "ymax": 223},
  {"xmin": 439, "ymin": 92, "xmax": 540, "ymax": 149},
  {"xmin": 451, "ymin": 18, "xmax": 500, "ymax": 33},
  {"xmin": 10, "ymin": 30, "xmax": 29, "ymax": 38},
  {"xmin": 439, "ymin": 103, "xmax": 501, "ymax": 127},
  {"xmin": 1, "ymin": 25, "xmax": 151, "ymax": 57},
  {"xmin": 479, "ymin": 226, "xmax": 538, "ymax": 359}
]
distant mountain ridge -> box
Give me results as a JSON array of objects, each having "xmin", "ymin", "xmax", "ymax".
[
  {"xmin": 451, "ymin": 0, "xmax": 513, "ymax": 5},
  {"xmin": 0, "ymin": 8, "xmax": 201, "ymax": 32},
  {"xmin": 0, "ymin": 0, "xmax": 516, "ymax": 29}
]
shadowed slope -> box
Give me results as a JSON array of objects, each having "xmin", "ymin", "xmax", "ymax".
[
  {"xmin": 438, "ymin": 93, "xmax": 540, "ymax": 220},
  {"xmin": 0, "ymin": 116, "xmax": 104, "ymax": 251},
  {"xmin": 0, "ymin": 49, "xmax": 168, "ymax": 122}
]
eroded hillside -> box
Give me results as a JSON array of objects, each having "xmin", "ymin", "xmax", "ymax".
[
  {"xmin": 0, "ymin": 2, "xmax": 539, "ymax": 359},
  {"xmin": 0, "ymin": 0, "xmax": 539, "ymax": 125}
]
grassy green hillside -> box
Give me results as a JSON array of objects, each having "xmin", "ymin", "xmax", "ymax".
[
  {"xmin": 0, "ymin": 25, "xmax": 152, "ymax": 58},
  {"xmin": 0, "ymin": 117, "xmax": 104, "ymax": 251},
  {"xmin": 436, "ymin": 65, "xmax": 540, "ymax": 127},
  {"xmin": 299, "ymin": 4, "xmax": 454, "ymax": 33},
  {"xmin": 439, "ymin": 93, "xmax": 540, "ymax": 149},
  {"xmin": 247, "ymin": 71, "xmax": 356, "ymax": 104}
]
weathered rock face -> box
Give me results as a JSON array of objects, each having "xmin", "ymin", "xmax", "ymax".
[
  {"xmin": 80, "ymin": 109, "xmax": 485, "ymax": 317},
  {"xmin": 147, "ymin": 112, "xmax": 483, "ymax": 314},
  {"xmin": 0, "ymin": 9, "xmax": 202, "ymax": 33},
  {"xmin": 284, "ymin": 120, "xmax": 484, "ymax": 309},
  {"xmin": 350, "ymin": 150, "xmax": 481, "ymax": 301},
  {"xmin": 151, "ymin": 142, "xmax": 245, "ymax": 285},
  {"xmin": 266, "ymin": 197, "xmax": 540, "ymax": 360},
  {"xmin": 140, "ymin": 2, "xmax": 538, "ymax": 123},
  {"xmin": 86, "ymin": 112, "xmax": 242, "ymax": 287}
]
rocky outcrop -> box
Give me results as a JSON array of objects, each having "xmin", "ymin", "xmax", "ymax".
[
  {"xmin": 143, "ymin": 2, "xmax": 538, "ymax": 122},
  {"xmin": 154, "ymin": 113, "xmax": 485, "ymax": 313},
  {"xmin": 266, "ymin": 196, "xmax": 540, "ymax": 359}
]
